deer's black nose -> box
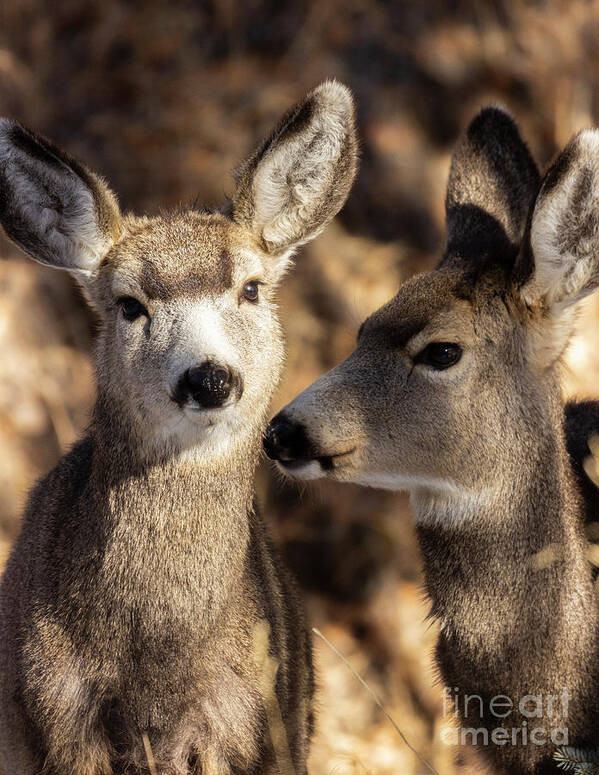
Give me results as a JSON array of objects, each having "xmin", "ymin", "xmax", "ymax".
[
  {"xmin": 183, "ymin": 362, "xmax": 240, "ymax": 409},
  {"xmin": 264, "ymin": 413, "xmax": 313, "ymax": 462}
]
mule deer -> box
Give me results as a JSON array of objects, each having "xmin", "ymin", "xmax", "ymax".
[
  {"xmin": 0, "ymin": 81, "xmax": 357, "ymax": 775},
  {"xmin": 265, "ymin": 107, "xmax": 599, "ymax": 774}
]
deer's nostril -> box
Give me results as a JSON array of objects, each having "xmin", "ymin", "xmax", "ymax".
[
  {"xmin": 213, "ymin": 369, "xmax": 229, "ymax": 388},
  {"xmin": 184, "ymin": 362, "xmax": 236, "ymax": 409}
]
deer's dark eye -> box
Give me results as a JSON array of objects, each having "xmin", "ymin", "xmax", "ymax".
[
  {"xmin": 118, "ymin": 296, "xmax": 147, "ymax": 321},
  {"xmin": 415, "ymin": 342, "xmax": 462, "ymax": 370},
  {"xmin": 241, "ymin": 281, "xmax": 261, "ymax": 303}
]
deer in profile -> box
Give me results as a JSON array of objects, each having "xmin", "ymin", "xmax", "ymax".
[
  {"xmin": 265, "ymin": 107, "xmax": 599, "ymax": 774},
  {"xmin": 0, "ymin": 81, "xmax": 357, "ymax": 775}
]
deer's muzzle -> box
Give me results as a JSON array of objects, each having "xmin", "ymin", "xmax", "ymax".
[{"xmin": 264, "ymin": 412, "xmax": 330, "ymax": 470}]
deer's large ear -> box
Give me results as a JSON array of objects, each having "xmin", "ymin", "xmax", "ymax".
[
  {"xmin": 0, "ymin": 119, "xmax": 121, "ymax": 276},
  {"xmin": 521, "ymin": 130, "xmax": 599, "ymax": 311},
  {"xmin": 443, "ymin": 107, "xmax": 540, "ymax": 269},
  {"xmin": 232, "ymin": 81, "xmax": 357, "ymax": 278}
]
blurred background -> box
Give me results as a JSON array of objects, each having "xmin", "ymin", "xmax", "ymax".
[{"xmin": 1, "ymin": 1, "xmax": 599, "ymax": 772}]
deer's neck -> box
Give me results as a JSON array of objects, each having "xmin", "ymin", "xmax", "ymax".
[
  {"xmin": 412, "ymin": 412, "xmax": 597, "ymax": 695},
  {"xmin": 85, "ymin": 400, "xmax": 260, "ymax": 629}
]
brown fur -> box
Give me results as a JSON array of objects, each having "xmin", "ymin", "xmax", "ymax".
[
  {"xmin": 265, "ymin": 109, "xmax": 599, "ymax": 774},
  {"xmin": 0, "ymin": 81, "xmax": 357, "ymax": 774}
]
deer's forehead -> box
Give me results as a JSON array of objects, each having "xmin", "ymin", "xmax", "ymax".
[
  {"xmin": 365, "ymin": 272, "xmax": 477, "ymax": 345},
  {"xmin": 103, "ymin": 214, "xmax": 264, "ymax": 300}
]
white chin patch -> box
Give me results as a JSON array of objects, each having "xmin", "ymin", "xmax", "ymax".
[
  {"xmin": 276, "ymin": 459, "xmax": 324, "ymax": 480},
  {"xmin": 165, "ymin": 406, "xmax": 246, "ymax": 462},
  {"xmin": 350, "ymin": 471, "xmax": 415, "ymax": 491},
  {"xmin": 183, "ymin": 405, "xmax": 232, "ymax": 422}
]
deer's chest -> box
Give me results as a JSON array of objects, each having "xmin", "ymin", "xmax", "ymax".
[{"xmin": 27, "ymin": 587, "xmax": 264, "ymax": 774}]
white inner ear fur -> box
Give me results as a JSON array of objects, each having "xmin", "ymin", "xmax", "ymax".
[
  {"xmin": 523, "ymin": 129, "xmax": 599, "ymax": 310},
  {"xmin": 252, "ymin": 83, "xmax": 352, "ymax": 254},
  {"xmin": 0, "ymin": 121, "xmax": 114, "ymax": 275}
]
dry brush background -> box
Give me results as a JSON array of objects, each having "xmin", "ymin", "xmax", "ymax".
[{"xmin": 1, "ymin": 1, "xmax": 599, "ymax": 772}]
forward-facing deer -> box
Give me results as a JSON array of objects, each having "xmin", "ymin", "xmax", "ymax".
[
  {"xmin": 0, "ymin": 81, "xmax": 357, "ymax": 775},
  {"xmin": 265, "ymin": 108, "xmax": 599, "ymax": 774}
]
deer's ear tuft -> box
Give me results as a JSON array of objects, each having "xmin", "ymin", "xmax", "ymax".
[
  {"xmin": 522, "ymin": 129, "xmax": 599, "ymax": 310},
  {"xmin": 0, "ymin": 119, "xmax": 121, "ymax": 275},
  {"xmin": 232, "ymin": 81, "xmax": 357, "ymax": 277}
]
